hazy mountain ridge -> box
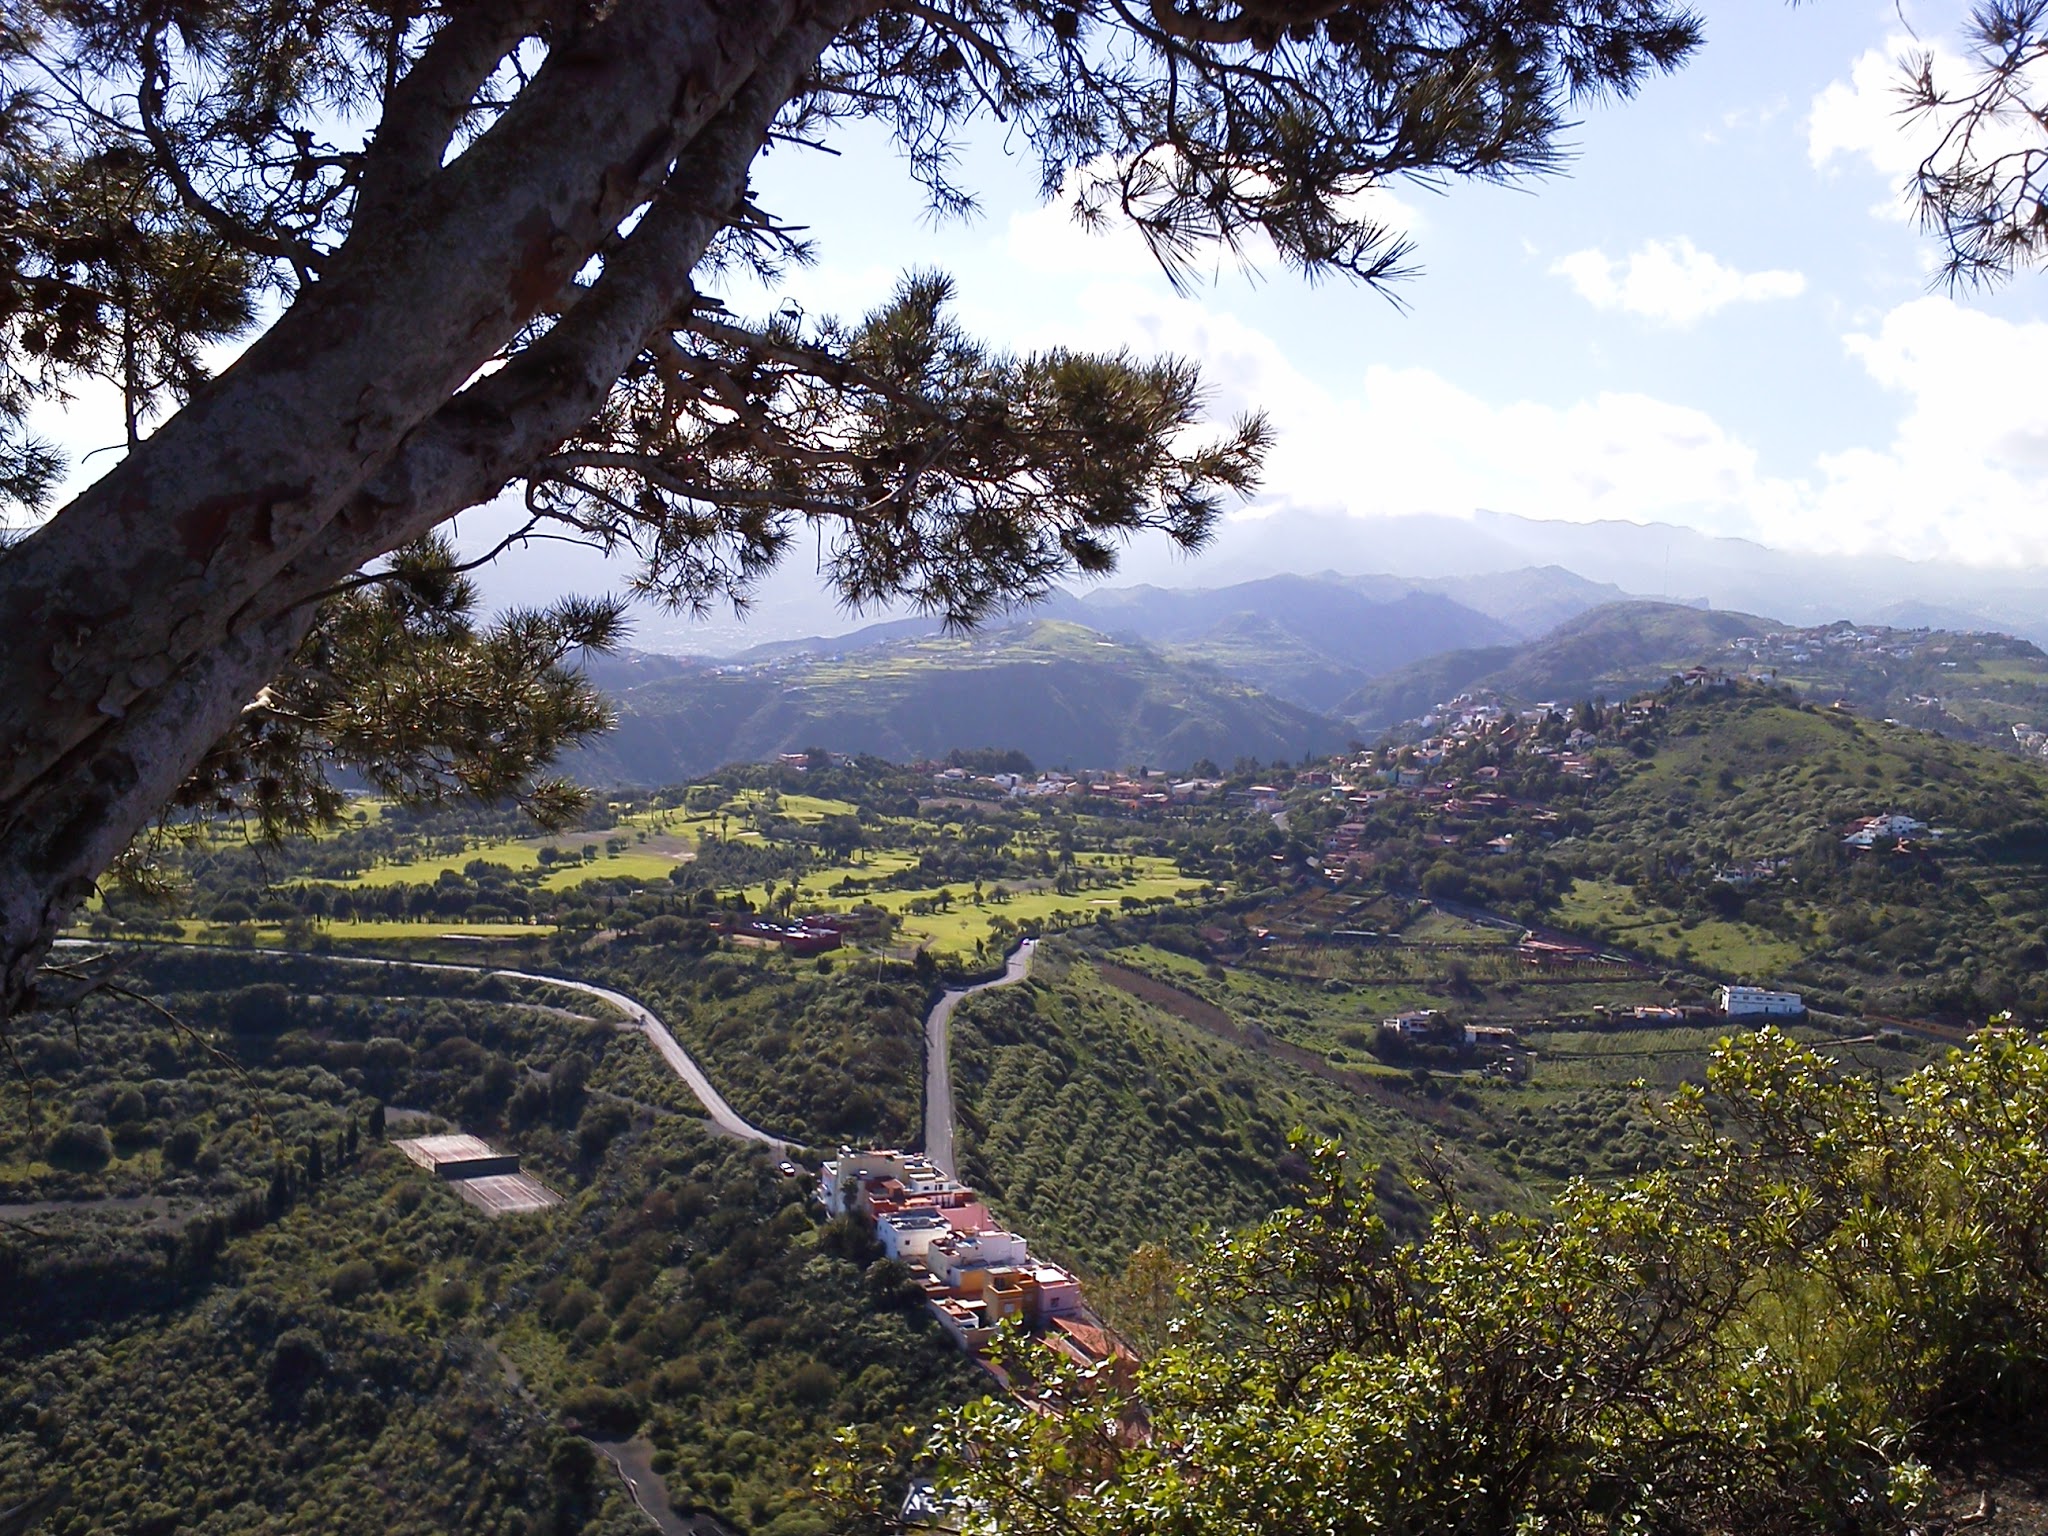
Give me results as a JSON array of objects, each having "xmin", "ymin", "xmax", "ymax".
[
  {"xmin": 715, "ymin": 569, "xmax": 1578, "ymax": 712},
  {"xmin": 572, "ymin": 598, "xmax": 2048, "ymax": 783},
  {"xmin": 467, "ymin": 500, "xmax": 2048, "ymax": 656},
  {"xmin": 1175, "ymin": 510, "xmax": 2048, "ymax": 647}
]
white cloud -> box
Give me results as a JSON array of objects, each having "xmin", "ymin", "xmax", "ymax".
[
  {"xmin": 1550, "ymin": 237, "xmax": 1806, "ymax": 326},
  {"xmin": 1003, "ymin": 166, "xmax": 1423, "ymax": 284},
  {"xmin": 1004, "ymin": 194, "xmax": 1165, "ymax": 281},
  {"xmin": 1001, "ymin": 275, "xmax": 2048, "ymax": 566},
  {"xmin": 1801, "ymin": 296, "xmax": 2048, "ymax": 562},
  {"xmin": 1806, "ymin": 35, "xmax": 1946, "ymax": 217},
  {"xmin": 1806, "ymin": 30, "xmax": 2036, "ymax": 224},
  {"xmin": 1024, "ymin": 279, "xmax": 1800, "ymax": 541}
]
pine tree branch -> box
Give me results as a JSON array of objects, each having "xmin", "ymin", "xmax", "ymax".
[
  {"xmin": 277, "ymin": 6, "xmax": 854, "ymax": 601},
  {"xmin": 135, "ymin": 30, "xmax": 325, "ymax": 274},
  {"xmin": 349, "ymin": 0, "xmax": 572, "ymax": 236}
]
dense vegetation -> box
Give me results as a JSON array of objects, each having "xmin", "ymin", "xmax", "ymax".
[
  {"xmin": 0, "ymin": 953, "xmax": 983, "ymax": 1536},
  {"xmin": 945, "ymin": 946, "xmax": 1424, "ymax": 1274},
  {"xmin": 23, "ymin": 695, "xmax": 2048, "ymax": 1535},
  {"xmin": 570, "ymin": 947, "xmax": 930, "ymax": 1150},
  {"xmin": 922, "ymin": 1027, "xmax": 2048, "ymax": 1536}
]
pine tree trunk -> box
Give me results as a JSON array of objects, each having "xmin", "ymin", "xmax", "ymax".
[{"xmin": 0, "ymin": 0, "xmax": 843, "ymax": 1018}]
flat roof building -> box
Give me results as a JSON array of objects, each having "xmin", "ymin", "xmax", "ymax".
[
  {"xmin": 1719, "ymin": 985, "xmax": 1804, "ymax": 1018},
  {"xmin": 393, "ymin": 1133, "xmax": 559, "ymax": 1217},
  {"xmin": 395, "ymin": 1133, "xmax": 521, "ymax": 1180}
]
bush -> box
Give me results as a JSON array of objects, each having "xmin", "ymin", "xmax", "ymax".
[
  {"xmin": 785, "ymin": 1361, "xmax": 838, "ymax": 1407},
  {"xmin": 575, "ymin": 1100, "xmax": 632, "ymax": 1161},
  {"xmin": 44, "ymin": 1121, "xmax": 112, "ymax": 1171},
  {"xmin": 327, "ymin": 1259, "xmax": 378, "ymax": 1304},
  {"xmin": 560, "ymin": 1384, "xmax": 644, "ymax": 1436},
  {"xmin": 934, "ymin": 1029, "xmax": 2048, "ymax": 1536},
  {"xmin": 164, "ymin": 1125, "xmax": 203, "ymax": 1168},
  {"xmin": 434, "ymin": 1278, "xmax": 473, "ymax": 1317}
]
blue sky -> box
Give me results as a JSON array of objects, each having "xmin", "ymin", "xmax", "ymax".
[
  {"xmin": 704, "ymin": 0, "xmax": 2048, "ymax": 568},
  {"xmin": 27, "ymin": 1, "xmax": 2046, "ymax": 586}
]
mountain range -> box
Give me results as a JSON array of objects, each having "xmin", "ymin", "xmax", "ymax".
[
  {"xmin": 462, "ymin": 498, "xmax": 2048, "ymax": 654},
  {"xmin": 1337, "ymin": 603, "xmax": 1780, "ymax": 730},
  {"xmin": 719, "ymin": 566, "xmax": 1636, "ymax": 713},
  {"xmin": 564, "ymin": 568, "xmax": 2048, "ymax": 785}
]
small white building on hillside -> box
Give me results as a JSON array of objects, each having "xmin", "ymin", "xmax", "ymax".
[
  {"xmin": 1720, "ymin": 985, "xmax": 1804, "ymax": 1018},
  {"xmin": 1843, "ymin": 813, "xmax": 1932, "ymax": 848},
  {"xmin": 876, "ymin": 1209, "xmax": 953, "ymax": 1265},
  {"xmin": 817, "ymin": 1148, "xmax": 966, "ymax": 1215}
]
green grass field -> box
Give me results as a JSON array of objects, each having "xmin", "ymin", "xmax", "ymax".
[
  {"xmin": 718, "ymin": 849, "xmax": 1206, "ymax": 957},
  {"xmin": 340, "ymin": 805, "xmax": 707, "ymax": 889},
  {"xmin": 1970, "ymin": 660, "xmax": 2048, "ymax": 684},
  {"xmin": 152, "ymin": 917, "xmax": 557, "ymax": 943},
  {"xmin": 1556, "ymin": 877, "xmax": 1805, "ymax": 979},
  {"xmin": 726, "ymin": 789, "xmax": 860, "ymax": 823}
]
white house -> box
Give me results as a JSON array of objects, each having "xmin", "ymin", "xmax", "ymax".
[
  {"xmin": 1382, "ymin": 1010, "xmax": 1440, "ymax": 1037},
  {"xmin": 875, "ymin": 1209, "xmax": 953, "ymax": 1265},
  {"xmin": 816, "ymin": 1148, "xmax": 964, "ymax": 1215},
  {"xmin": 1843, "ymin": 813, "xmax": 1932, "ymax": 849},
  {"xmin": 1719, "ymin": 985, "xmax": 1804, "ymax": 1018}
]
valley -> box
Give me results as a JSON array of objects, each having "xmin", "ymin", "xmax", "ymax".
[{"xmin": 15, "ymin": 597, "xmax": 2048, "ymax": 1536}]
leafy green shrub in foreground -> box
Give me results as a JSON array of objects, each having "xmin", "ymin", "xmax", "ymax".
[{"xmin": 893, "ymin": 1028, "xmax": 2048, "ymax": 1536}]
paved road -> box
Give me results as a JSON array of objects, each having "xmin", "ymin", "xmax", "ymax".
[
  {"xmin": 923, "ymin": 940, "xmax": 1035, "ymax": 1180},
  {"xmin": 489, "ymin": 968, "xmax": 788, "ymax": 1151},
  {"xmin": 55, "ymin": 940, "xmax": 790, "ymax": 1151}
]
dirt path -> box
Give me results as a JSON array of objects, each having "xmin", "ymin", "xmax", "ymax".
[
  {"xmin": 924, "ymin": 940, "xmax": 1035, "ymax": 1179},
  {"xmin": 586, "ymin": 1437, "xmax": 732, "ymax": 1536}
]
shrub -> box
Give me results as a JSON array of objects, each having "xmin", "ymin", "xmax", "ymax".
[
  {"xmin": 785, "ymin": 1361, "xmax": 838, "ymax": 1407},
  {"xmin": 928, "ymin": 1029, "xmax": 2048, "ymax": 1536},
  {"xmin": 164, "ymin": 1125, "xmax": 203, "ymax": 1168},
  {"xmin": 434, "ymin": 1277, "xmax": 473, "ymax": 1317},
  {"xmin": 560, "ymin": 1384, "xmax": 643, "ymax": 1436},
  {"xmin": 44, "ymin": 1121, "xmax": 112, "ymax": 1171},
  {"xmin": 327, "ymin": 1259, "xmax": 378, "ymax": 1304}
]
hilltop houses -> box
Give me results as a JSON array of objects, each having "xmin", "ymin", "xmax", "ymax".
[
  {"xmin": 819, "ymin": 1149, "xmax": 1094, "ymax": 1355},
  {"xmin": 1842, "ymin": 812, "xmax": 1934, "ymax": 849}
]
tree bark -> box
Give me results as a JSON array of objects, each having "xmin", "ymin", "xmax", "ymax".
[{"xmin": 0, "ymin": 0, "xmax": 851, "ymax": 1017}]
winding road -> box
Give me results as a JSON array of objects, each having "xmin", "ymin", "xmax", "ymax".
[
  {"xmin": 54, "ymin": 940, "xmax": 791, "ymax": 1151},
  {"xmin": 922, "ymin": 939, "xmax": 1035, "ymax": 1179},
  {"xmin": 56, "ymin": 934, "xmax": 1040, "ymax": 1536},
  {"xmin": 489, "ymin": 967, "xmax": 787, "ymax": 1151}
]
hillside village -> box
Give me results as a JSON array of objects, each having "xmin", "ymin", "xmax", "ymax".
[{"xmin": 816, "ymin": 1149, "xmax": 1129, "ymax": 1375}]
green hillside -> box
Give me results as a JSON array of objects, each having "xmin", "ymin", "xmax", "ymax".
[
  {"xmin": 1158, "ymin": 612, "xmax": 1374, "ymax": 713},
  {"xmin": 1339, "ymin": 601, "xmax": 1778, "ymax": 729},
  {"xmin": 571, "ymin": 620, "xmax": 1345, "ymax": 783},
  {"xmin": 1689, "ymin": 620, "xmax": 2048, "ymax": 753},
  {"xmin": 1349, "ymin": 680, "xmax": 2048, "ymax": 1021},
  {"xmin": 1565, "ymin": 689, "xmax": 2048, "ymax": 1018}
]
